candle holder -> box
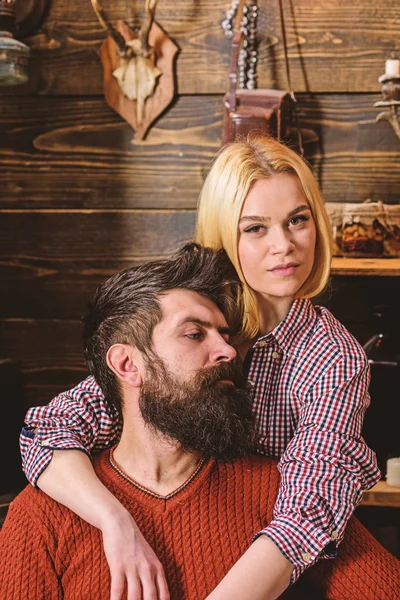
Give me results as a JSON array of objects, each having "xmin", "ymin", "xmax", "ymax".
[{"xmin": 374, "ymin": 60, "xmax": 400, "ymax": 141}]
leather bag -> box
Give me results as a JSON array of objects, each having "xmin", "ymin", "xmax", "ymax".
[{"xmin": 222, "ymin": 30, "xmax": 293, "ymax": 145}]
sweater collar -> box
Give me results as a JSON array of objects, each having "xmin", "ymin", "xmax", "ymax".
[{"xmin": 94, "ymin": 448, "xmax": 216, "ymax": 509}]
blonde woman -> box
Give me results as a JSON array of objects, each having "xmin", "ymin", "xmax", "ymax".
[{"xmin": 20, "ymin": 136, "xmax": 380, "ymax": 600}]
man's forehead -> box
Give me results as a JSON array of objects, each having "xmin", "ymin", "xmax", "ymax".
[{"xmin": 159, "ymin": 289, "xmax": 228, "ymax": 327}]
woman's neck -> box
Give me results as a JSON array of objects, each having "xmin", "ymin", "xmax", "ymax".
[
  {"xmin": 237, "ymin": 296, "xmax": 295, "ymax": 361},
  {"xmin": 256, "ymin": 294, "xmax": 294, "ymax": 336}
]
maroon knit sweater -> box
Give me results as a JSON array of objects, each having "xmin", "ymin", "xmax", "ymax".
[{"xmin": 0, "ymin": 450, "xmax": 399, "ymax": 599}]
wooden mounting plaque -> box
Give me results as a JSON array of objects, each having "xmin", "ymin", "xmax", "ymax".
[{"xmin": 98, "ymin": 20, "xmax": 179, "ymax": 140}]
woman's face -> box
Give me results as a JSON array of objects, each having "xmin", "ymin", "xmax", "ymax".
[{"xmin": 237, "ymin": 173, "xmax": 317, "ymax": 305}]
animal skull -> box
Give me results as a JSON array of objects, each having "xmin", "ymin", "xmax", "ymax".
[{"xmin": 91, "ymin": 0, "xmax": 161, "ymax": 124}]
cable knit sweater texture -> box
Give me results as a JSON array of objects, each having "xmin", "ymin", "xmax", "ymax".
[{"xmin": 0, "ymin": 450, "xmax": 399, "ymax": 600}]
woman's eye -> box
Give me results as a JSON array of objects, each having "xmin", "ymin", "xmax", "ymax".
[
  {"xmin": 289, "ymin": 215, "xmax": 308, "ymax": 227},
  {"xmin": 243, "ymin": 224, "xmax": 265, "ymax": 234}
]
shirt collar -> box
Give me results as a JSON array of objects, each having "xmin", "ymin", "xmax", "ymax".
[{"xmin": 254, "ymin": 298, "xmax": 317, "ymax": 353}]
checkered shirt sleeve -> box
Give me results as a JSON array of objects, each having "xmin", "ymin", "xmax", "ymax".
[
  {"xmin": 20, "ymin": 376, "xmax": 122, "ymax": 486},
  {"xmin": 251, "ymin": 301, "xmax": 381, "ymax": 583}
]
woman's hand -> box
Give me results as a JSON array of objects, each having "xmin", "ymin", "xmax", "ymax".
[{"xmin": 101, "ymin": 510, "xmax": 170, "ymax": 600}]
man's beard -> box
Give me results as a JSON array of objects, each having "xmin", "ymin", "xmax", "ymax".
[{"xmin": 139, "ymin": 357, "xmax": 256, "ymax": 460}]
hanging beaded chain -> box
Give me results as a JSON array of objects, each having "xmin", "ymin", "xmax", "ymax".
[{"xmin": 221, "ymin": 1, "xmax": 258, "ymax": 89}]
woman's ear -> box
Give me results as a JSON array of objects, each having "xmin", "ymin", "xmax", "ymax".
[{"xmin": 106, "ymin": 344, "xmax": 143, "ymax": 388}]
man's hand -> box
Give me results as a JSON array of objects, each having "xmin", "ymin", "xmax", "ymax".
[{"xmin": 102, "ymin": 510, "xmax": 170, "ymax": 600}]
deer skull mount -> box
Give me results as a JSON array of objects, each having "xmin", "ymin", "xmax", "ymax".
[{"xmin": 91, "ymin": 0, "xmax": 178, "ymax": 140}]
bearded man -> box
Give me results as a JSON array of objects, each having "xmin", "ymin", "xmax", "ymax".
[{"xmin": 0, "ymin": 244, "xmax": 398, "ymax": 600}]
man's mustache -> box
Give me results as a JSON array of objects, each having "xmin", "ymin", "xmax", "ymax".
[{"xmin": 192, "ymin": 361, "xmax": 248, "ymax": 390}]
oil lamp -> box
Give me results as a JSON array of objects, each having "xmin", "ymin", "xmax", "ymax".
[
  {"xmin": 0, "ymin": 0, "xmax": 30, "ymax": 85},
  {"xmin": 0, "ymin": 0, "xmax": 49, "ymax": 86}
]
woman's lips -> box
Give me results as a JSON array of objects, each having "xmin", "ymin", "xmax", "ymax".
[{"xmin": 269, "ymin": 263, "xmax": 299, "ymax": 276}]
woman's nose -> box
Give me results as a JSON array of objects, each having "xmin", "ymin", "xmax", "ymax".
[{"xmin": 268, "ymin": 227, "xmax": 294, "ymax": 255}]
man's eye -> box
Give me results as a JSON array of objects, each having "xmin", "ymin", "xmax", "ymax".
[{"xmin": 185, "ymin": 332, "xmax": 203, "ymax": 340}]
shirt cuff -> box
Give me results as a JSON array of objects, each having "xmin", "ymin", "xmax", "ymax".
[
  {"xmin": 253, "ymin": 516, "xmax": 338, "ymax": 583},
  {"xmin": 21, "ymin": 426, "xmax": 90, "ymax": 487}
]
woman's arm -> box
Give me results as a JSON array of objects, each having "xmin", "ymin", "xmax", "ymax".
[
  {"xmin": 19, "ymin": 377, "xmax": 170, "ymax": 600},
  {"xmin": 39, "ymin": 450, "xmax": 169, "ymax": 600},
  {"xmin": 256, "ymin": 353, "xmax": 380, "ymax": 583},
  {"xmin": 20, "ymin": 376, "xmax": 121, "ymax": 485},
  {"xmin": 206, "ymin": 536, "xmax": 293, "ymax": 600}
]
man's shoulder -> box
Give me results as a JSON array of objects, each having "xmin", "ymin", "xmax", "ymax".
[
  {"xmin": 212, "ymin": 455, "xmax": 279, "ymax": 520},
  {"xmin": 5, "ymin": 484, "xmax": 71, "ymax": 537},
  {"xmin": 215, "ymin": 454, "xmax": 279, "ymax": 485}
]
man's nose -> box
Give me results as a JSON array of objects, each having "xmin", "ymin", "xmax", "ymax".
[{"xmin": 209, "ymin": 337, "xmax": 237, "ymax": 364}]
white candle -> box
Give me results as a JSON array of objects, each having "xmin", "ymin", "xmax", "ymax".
[
  {"xmin": 386, "ymin": 457, "xmax": 400, "ymax": 487},
  {"xmin": 385, "ymin": 59, "xmax": 400, "ymax": 77}
]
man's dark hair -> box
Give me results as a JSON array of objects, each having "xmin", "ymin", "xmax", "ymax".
[{"xmin": 83, "ymin": 243, "xmax": 243, "ymax": 412}]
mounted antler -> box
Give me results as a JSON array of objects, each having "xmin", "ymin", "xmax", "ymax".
[
  {"xmin": 90, "ymin": 0, "xmax": 129, "ymax": 57},
  {"xmin": 91, "ymin": 0, "xmax": 161, "ymax": 124},
  {"xmin": 140, "ymin": 0, "xmax": 158, "ymax": 55}
]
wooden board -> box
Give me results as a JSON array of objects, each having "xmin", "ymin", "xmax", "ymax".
[
  {"xmin": 0, "ymin": 210, "xmax": 196, "ymax": 318},
  {"xmin": 331, "ymin": 258, "xmax": 400, "ymax": 276},
  {"xmin": 1, "ymin": 0, "xmax": 399, "ymax": 95},
  {"xmin": 0, "ymin": 95, "xmax": 221, "ymax": 209},
  {"xmin": 361, "ymin": 481, "xmax": 400, "ymax": 508},
  {"xmin": 0, "ymin": 319, "xmax": 87, "ymax": 409},
  {"xmin": 0, "ymin": 94, "xmax": 399, "ymax": 209}
]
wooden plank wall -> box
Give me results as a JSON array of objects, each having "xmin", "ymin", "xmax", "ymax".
[{"xmin": 1, "ymin": 0, "xmax": 400, "ymax": 409}]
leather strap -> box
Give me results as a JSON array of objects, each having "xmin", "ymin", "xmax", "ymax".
[
  {"xmin": 277, "ymin": 0, "xmax": 304, "ymax": 154},
  {"xmin": 228, "ymin": 30, "xmax": 244, "ymax": 111}
]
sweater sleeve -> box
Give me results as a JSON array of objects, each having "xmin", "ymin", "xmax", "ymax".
[
  {"xmin": 0, "ymin": 498, "xmax": 62, "ymax": 600},
  {"xmin": 20, "ymin": 376, "xmax": 122, "ymax": 486}
]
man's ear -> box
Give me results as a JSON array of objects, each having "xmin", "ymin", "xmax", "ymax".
[{"xmin": 106, "ymin": 344, "xmax": 143, "ymax": 388}]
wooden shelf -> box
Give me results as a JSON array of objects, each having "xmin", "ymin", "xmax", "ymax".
[
  {"xmin": 360, "ymin": 481, "xmax": 400, "ymax": 508},
  {"xmin": 331, "ymin": 257, "xmax": 400, "ymax": 276}
]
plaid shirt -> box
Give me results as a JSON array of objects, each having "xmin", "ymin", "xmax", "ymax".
[{"xmin": 20, "ymin": 298, "xmax": 380, "ymax": 582}]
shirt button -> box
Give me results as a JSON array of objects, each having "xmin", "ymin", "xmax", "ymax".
[
  {"xmin": 331, "ymin": 530, "xmax": 338, "ymax": 541},
  {"xmin": 302, "ymin": 552, "xmax": 311, "ymax": 562},
  {"xmin": 258, "ymin": 340, "xmax": 267, "ymax": 348},
  {"xmin": 272, "ymin": 351, "xmax": 281, "ymax": 359},
  {"xmin": 41, "ymin": 440, "xmax": 50, "ymax": 447}
]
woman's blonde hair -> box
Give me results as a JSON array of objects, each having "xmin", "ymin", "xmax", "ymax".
[{"xmin": 195, "ymin": 135, "xmax": 333, "ymax": 338}]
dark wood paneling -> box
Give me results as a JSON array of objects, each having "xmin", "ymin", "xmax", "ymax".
[
  {"xmin": 298, "ymin": 95, "xmax": 400, "ymax": 204},
  {"xmin": 0, "ymin": 210, "xmax": 196, "ymax": 318},
  {"xmin": 0, "ymin": 95, "xmax": 221, "ymax": 208},
  {"xmin": 0, "ymin": 319, "xmax": 87, "ymax": 410},
  {"xmin": 1, "ymin": 94, "xmax": 399, "ymax": 208},
  {"xmin": 1, "ymin": 0, "xmax": 398, "ymax": 95}
]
